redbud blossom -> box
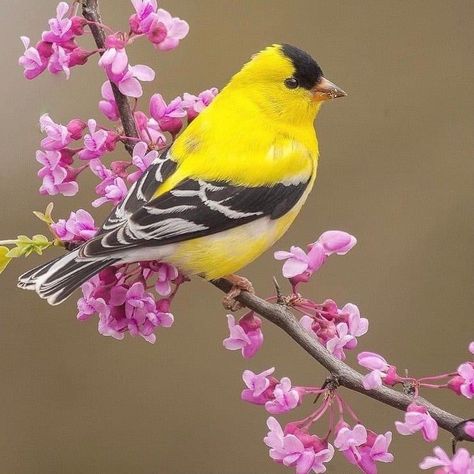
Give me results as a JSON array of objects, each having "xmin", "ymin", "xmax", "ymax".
[
  {"xmin": 264, "ymin": 417, "xmax": 334, "ymax": 474},
  {"xmin": 334, "ymin": 423, "xmax": 367, "ymax": 451},
  {"xmin": 146, "ymin": 9, "xmax": 189, "ymax": 51},
  {"xmin": 419, "ymin": 446, "xmax": 474, "ymax": 472},
  {"xmin": 92, "ymin": 177, "xmax": 128, "ymax": 207},
  {"xmin": 154, "ymin": 263, "xmax": 179, "ymax": 296},
  {"xmin": 241, "ymin": 368, "xmax": 277, "ymax": 405},
  {"xmin": 48, "ymin": 43, "xmax": 71, "ymax": 78},
  {"xmin": 340, "ymin": 428, "xmax": 394, "ymax": 473},
  {"xmin": 264, "ymin": 377, "xmax": 302, "ymax": 414},
  {"xmin": 41, "ymin": 2, "xmax": 74, "ymax": 44},
  {"xmin": 78, "ymin": 119, "xmax": 110, "ymax": 160},
  {"xmin": 455, "ymin": 363, "xmax": 474, "ymax": 399},
  {"xmin": 149, "ymin": 93, "xmax": 186, "ymax": 135},
  {"xmin": 39, "ymin": 114, "xmax": 72, "ymax": 151},
  {"xmin": 464, "ymin": 422, "xmax": 474, "ymax": 439},
  {"xmin": 223, "ymin": 312, "xmax": 263, "ymax": 359},
  {"xmin": 128, "ymin": 141, "xmax": 158, "ymax": 182},
  {"xmin": 357, "ymin": 351, "xmax": 399, "ymax": 389},
  {"xmin": 99, "ymin": 46, "xmax": 155, "ymax": 98},
  {"xmin": 99, "ymin": 81, "xmax": 120, "ymax": 121},
  {"xmin": 51, "ymin": 209, "xmax": 97, "ymax": 243},
  {"xmin": 274, "ymin": 230, "xmax": 356, "ymax": 283},
  {"xmin": 19, "ymin": 37, "xmax": 48, "ymax": 79},
  {"xmin": 36, "ymin": 150, "xmax": 78, "ymax": 196},
  {"xmin": 129, "ymin": 0, "xmax": 159, "ymax": 34},
  {"xmin": 395, "ymin": 402, "xmax": 438, "ymax": 442},
  {"xmin": 182, "ymin": 88, "xmax": 218, "ymax": 121}
]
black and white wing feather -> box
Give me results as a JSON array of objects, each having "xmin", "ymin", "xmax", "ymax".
[{"xmin": 81, "ymin": 175, "xmax": 309, "ymax": 258}]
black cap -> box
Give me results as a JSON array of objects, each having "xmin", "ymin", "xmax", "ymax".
[{"xmin": 281, "ymin": 44, "xmax": 323, "ymax": 90}]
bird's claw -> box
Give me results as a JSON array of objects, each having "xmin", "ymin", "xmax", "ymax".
[{"xmin": 222, "ymin": 274, "xmax": 255, "ymax": 311}]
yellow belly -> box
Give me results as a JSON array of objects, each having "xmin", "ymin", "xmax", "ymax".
[{"xmin": 167, "ymin": 210, "xmax": 299, "ymax": 279}]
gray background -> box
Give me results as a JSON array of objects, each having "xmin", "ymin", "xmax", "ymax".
[{"xmin": 0, "ymin": 1, "xmax": 473, "ymax": 472}]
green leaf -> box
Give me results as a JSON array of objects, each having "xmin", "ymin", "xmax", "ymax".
[
  {"xmin": 6, "ymin": 234, "xmax": 52, "ymax": 258},
  {"xmin": 0, "ymin": 246, "xmax": 12, "ymax": 273},
  {"xmin": 33, "ymin": 202, "xmax": 54, "ymax": 225}
]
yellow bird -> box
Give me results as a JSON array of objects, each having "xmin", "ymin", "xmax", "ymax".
[{"xmin": 18, "ymin": 44, "xmax": 346, "ymax": 306}]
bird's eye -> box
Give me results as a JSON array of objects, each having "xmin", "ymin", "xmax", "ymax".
[{"xmin": 284, "ymin": 77, "xmax": 299, "ymax": 89}]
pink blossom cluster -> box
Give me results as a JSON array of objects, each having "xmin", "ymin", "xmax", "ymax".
[
  {"xmin": 77, "ymin": 261, "xmax": 183, "ymax": 343},
  {"xmin": 274, "ymin": 230, "xmax": 356, "ymax": 291},
  {"xmin": 19, "ymin": 3, "xmax": 89, "ymax": 80},
  {"xmin": 222, "ymin": 232, "xmax": 474, "ymax": 472},
  {"xmin": 51, "ymin": 209, "xmax": 97, "ymax": 243},
  {"xmin": 129, "ymin": 0, "xmax": 189, "ymax": 51}
]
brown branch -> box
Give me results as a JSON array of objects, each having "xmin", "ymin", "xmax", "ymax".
[
  {"xmin": 81, "ymin": 0, "xmax": 472, "ymax": 448},
  {"xmin": 212, "ymin": 278, "xmax": 473, "ymax": 444},
  {"xmin": 82, "ymin": 0, "xmax": 138, "ymax": 155}
]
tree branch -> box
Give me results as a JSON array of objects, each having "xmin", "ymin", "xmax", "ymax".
[
  {"xmin": 82, "ymin": 0, "xmax": 138, "ymax": 155},
  {"xmin": 81, "ymin": 0, "xmax": 472, "ymax": 447},
  {"xmin": 212, "ymin": 278, "xmax": 473, "ymax": 444}
]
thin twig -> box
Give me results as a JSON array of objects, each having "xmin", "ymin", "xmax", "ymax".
[
  {"xmin": 212, "ymin": 278, "xmax": 473, "ymax": 444},
  {"xmin": 82, "ymin": 0, "xmax": 473, "ymax": 446},
  {"xmin": 82, "ymin": 0, "xmax": 138, "ymax": 155}
]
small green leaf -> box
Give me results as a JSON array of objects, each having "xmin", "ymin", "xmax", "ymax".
[
  {"xmin": 7, "ymin": 234, "xmax": 52, "ymax": 258},
  {"xmin": 33, "ymin": 202, "xmax": 54, "ymax": 225},
  {"xmin": 0, "ymin": 246, "xmax": 12, "ymax": 273}
]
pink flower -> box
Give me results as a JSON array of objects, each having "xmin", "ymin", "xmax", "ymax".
[
  {"xmin": 134, "ymin": 111, "xmax": 167, "ymax": 146},
  {"xmin": 326, "ymin": 323, "xmax": 354, "ymax": 360},
  {"xmin": 358, "ymin": 352, "xmax": 393, "ymax": 389},
  {"xmin": 241, "ymin": 367, "xmax": 276, "ymax": 405},
  {"xmin": 78, "ymin": 119, "xmax": 109, "ymax": 160},
  {"xmin": 19, "ymin": 36, "xmax": 48, "ymax": 79},
  {"xmin": 457, "ymin": 363, "xmax": 474, "ymax": 399},
  {"xmin": 129, "ymin": 0, "xmax": 158, "ymax": 34},
  {"xmin": 149, "ymin": 93, "xmax": 186, "ymax": 135},
  {"xmin": 182, "ymin": 88, "xmax": 218, "ymax": 120},
  {"xmin": 128, "ymin": 141, "xmax": 158, "ymax": 182},
  {"xmin": 341, "ymin": 429, "xmax": 394, "ymax": 473},
  {"xmin": 41, "ymin": 2, "xmax": 74, "ymax": 44},
  {"xmin": 265, "ymin": 377, "xmax": 301, "ymax": 414},
  {"xmin": 47, "ymin": 43, "xmax": 71, "ymax": 78},
  {"xmin": 274, "ymin": 245, "xmax": 318, "ymax": 279},
  {"xmin": 77, "ymin": 277, "xmax": 108, "ymax": 321},
  {"xmin": 39, "ymin": 114, "xmax": 72, "ymax": 151},
  {"xmin": 264, "ymin": 417, "xmax": 334, "ymax": 474},
  {"xmin": 98, "ymin": 47, "xmax": 129, "ymax": 82},
  {"xmin": 342, "ymin": 303, "xmax": 368, "ymax": 343},
  {"xmin": 116, "ymin": 64, "xmax": 155, "ymax": 98},
  {"xmin": 223, "ymin": 312, "xmax": 263, "ymax": 359},
  {"xmin": 469, "ymin": 342, "xmax": 474, "ymax": 355},
  {"xmin": 99, "ymin": 81, "xmax": 120, "ymax": 121},
  {"xmin": 275, "ymin": 230, "xmax": 357, "ymax": 282},
  {"xmin": 51, "ymin": 209, "xmax": 97, "ymax": 243},
  {"xmin": 395, "ymin": 402, "xmax": 438, "ymax": 442},
  {"xmin": 317, "ymin": 230, "xmax": 357, "ymax": 256},
  {"xmin": 465, "ymin": 422, "xmax": 474, "ymax": 439},
  {"xmin": 36, "ymin": 149, "xmax": 78, "ymax": 196},
  {"xmin": 92, "ymin": 177, "xmax": 128, "ymax": 207},
  {"xmin": 334, "ymin": 424, "xmax": 367, "ymax": 451},
  {"xmin": 154, "ymin": 263, "xmax": 179, "ymax": 296},
  {"xmin": 98, "ymin": 43, "xmax": 155, "ymax": 98},
  {"xmin": 146, "ymin": 9, "xmax": 189, "ymax": 51},
  {"xmin": 420, "ymin": 446, "xmax": 474, "ymax": 473}
]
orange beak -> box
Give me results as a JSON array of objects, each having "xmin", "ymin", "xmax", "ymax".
[{"xmin": 312, "ymin": 77, "xmax": 347, "ymax": 101}]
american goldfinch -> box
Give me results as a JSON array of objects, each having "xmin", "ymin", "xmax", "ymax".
[{"xmin": 18, "ymin": 44, "xmax": 346, "ymax": 305}]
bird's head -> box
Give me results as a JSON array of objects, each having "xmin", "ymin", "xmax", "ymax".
[{"xmin": 225, "ymin": 44, "xmax": 346, "ymax": 124}]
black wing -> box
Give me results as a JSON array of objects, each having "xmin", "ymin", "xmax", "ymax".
[{"xmin": 80, "ymin": 177, "xmax": 309, "ymax": 258}]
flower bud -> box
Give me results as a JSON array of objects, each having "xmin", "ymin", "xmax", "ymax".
[{"xmin": 67, "ymin": 119, "xmax": 86, "ymax": 140}]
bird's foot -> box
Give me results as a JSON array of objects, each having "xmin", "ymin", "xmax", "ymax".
[{"xmin": 222, "ymin": 274, "xmax": 255, "ymax": 311}]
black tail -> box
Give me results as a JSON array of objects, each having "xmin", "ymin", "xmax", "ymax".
[{"xmin": 18, "ymin": 248, "xmax": 117, "ymax": 305}]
